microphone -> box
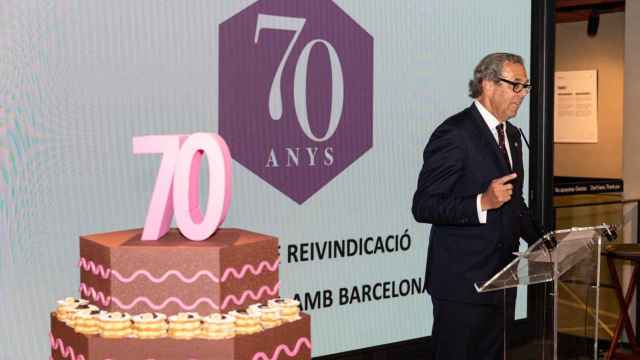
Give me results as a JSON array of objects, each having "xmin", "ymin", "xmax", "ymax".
[
  {"xmin": 517, "ymin": 127, "xmax": 531, "ymax": 150},
  {"xmin": 516, "ymin": 126, "xmax": 547, "ymax": 243}
]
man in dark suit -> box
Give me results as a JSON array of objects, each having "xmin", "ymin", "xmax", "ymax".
[{"xmin": 412, "ymin": 53, "xmax": 540, "ymax": 360}]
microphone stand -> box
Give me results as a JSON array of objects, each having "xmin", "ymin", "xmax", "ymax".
[{"xmin": 517, "ymin": 127, "xmax": 553, "ymax": 249}]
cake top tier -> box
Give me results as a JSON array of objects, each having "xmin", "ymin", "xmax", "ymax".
[{"xmin": 79, "ymin": 228, "xmax": 280, "ymax": 314}]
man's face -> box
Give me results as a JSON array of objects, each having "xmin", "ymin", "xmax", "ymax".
[{"xmin": 486, "ymin": 62, "xmax": 529, "ymax": 122}]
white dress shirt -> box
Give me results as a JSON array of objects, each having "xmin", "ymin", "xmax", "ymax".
[{"xmin": 474, "ymin": 100, "xmax": 513, "ymax": 224}]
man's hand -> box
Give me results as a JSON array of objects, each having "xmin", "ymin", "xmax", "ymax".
[{"xmin": 480, "ymin": 173, "xmax": 517, "ymax": 211}]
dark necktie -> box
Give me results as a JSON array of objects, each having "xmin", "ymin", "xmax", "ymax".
[{"xmin": 496, "ymin": 123, "xmax": 512, "ymax": 170}]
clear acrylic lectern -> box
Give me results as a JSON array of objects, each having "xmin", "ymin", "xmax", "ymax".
[{"xmin": 475, "ymin": 225, "xmax": 616, "ymax": 360}]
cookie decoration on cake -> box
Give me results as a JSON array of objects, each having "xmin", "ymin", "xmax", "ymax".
[
  {"xmin": 55, "ymin": 297, "xmax": 89, "ymax": 324},
  {"xmin": 268, "ymin": 298, "xmax": 302, "ymax": 322},
  {"xmin": 98, "ymin": 312, "xmax": 132, "ymax": 339},
  {"xmin": 168, "ymin": 312, "xmax": 202, "ymax": 339},
  {"xmin": 249, "ymin": 303, "xmax": 283, "ymax": 329},
  {"xmin": 64, "ymin": 303, "xmax": 99, "ymax": 327},
  {"xmin": 201, "ymin": 313, "xmax": 236, "ymax": 340},
  {"xmin": 132, "ymin": 312, "xmax": 168, "ymax": 339},
  {"xmin": 229, "ymin": 309, "xmax": 263, "ymax": 335},
  {"xmin": 73, "ymin": 309, "xmax": 104, "ymax": 335}
]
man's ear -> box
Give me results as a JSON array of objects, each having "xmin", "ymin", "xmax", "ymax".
[{"xmin": 481, "ymin": 79, "xmax": 494, "ymax": 95}]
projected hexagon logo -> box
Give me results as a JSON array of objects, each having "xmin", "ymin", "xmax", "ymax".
[{"xmin": 219, "ymin": 0, "xmax": 373, "ymax": 204}]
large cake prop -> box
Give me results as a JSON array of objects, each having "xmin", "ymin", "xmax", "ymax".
[{"xmin": 50, "ymin": 133, "xmax": 311, "ymax": 359}]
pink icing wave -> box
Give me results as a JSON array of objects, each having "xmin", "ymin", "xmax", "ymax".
[
  {"xmin": 79, "ymin": 283, "xmax": 111, "ymax": 306},
  {"xmin": 78, "ymin": 257, "xmax": 279, "ymax": 283},
  {"xmin": 219, "ymin": 282, "xmax": 280, "ymax": 309},
  {"xmin": 220, "ymin": 259, "xmax": 279, "ymax": 282},
  {"xmin": 251, "ymin": 337, "xmax": 312, "ymax": 360},
  {"xmin": 50, "ymin": 333, "xmax": 86, "ymax": 360},
  {"xmin": 78, "ymin": 258, "xmax": 110, "ymax": 279},
  {"xmin": 79, "ymin": 282, "xmax": 280, "ymax": 310}
]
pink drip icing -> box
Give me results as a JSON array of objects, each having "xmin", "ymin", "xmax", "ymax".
[
  {"xmin": 79, "ymin": 282, "xmax": 280, "ymax": 311},
  {"xmin": 78, "ymin": 257, "xmax": 279, "ymax": 283},
  {"xmin": 49, "ymin": 333, "xmax": 87, "ymax": 360},
  {"xmin": 251, "ymin": 337, "xmax": 312, "ymax": 360}
]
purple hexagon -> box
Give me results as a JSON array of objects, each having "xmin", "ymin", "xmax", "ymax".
[{"xmin": 219, "ymin": 0, "xmax": 373, "ymax": 204}]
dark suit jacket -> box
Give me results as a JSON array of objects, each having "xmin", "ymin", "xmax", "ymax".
[{"xmin": 412, "ymin": 103, "xmax": 539, "ymax": 304}]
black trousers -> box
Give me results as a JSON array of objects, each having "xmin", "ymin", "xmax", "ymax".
[{"xmin": 431, "ymin": 296, "xmax": 515, "ymax": 360}]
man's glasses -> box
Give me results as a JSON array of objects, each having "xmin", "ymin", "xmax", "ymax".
[{"xmin": 498, "ymin": 77, "xmax": 532, "ymax": 93}]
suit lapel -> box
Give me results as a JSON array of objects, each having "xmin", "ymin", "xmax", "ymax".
[{"xmin": 468, "ymin": 103, "xmax": 510, "ymax": 175}]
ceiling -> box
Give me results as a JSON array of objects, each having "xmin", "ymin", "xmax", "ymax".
[{"xmin": 556, "ymin": 0, "xmax": 625, "ymax": 23}]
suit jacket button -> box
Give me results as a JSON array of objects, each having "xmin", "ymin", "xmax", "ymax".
[{"xmin": 497, "ymin": 242, "xmax": 503, "ymax": 248}]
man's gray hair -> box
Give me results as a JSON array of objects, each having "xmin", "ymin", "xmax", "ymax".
[{"xmin": 468, "ymin": 52, "xmax": 524, "ymax": 98}]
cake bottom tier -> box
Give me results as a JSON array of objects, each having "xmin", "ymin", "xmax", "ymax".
[{"xmin": 50, "ymin": 313, "xmax": 311, "ymax": 360}]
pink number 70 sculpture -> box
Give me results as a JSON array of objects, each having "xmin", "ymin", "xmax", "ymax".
[{"xmin": 133, "ymin": 133, "xmax": 232, "ymax": 241}]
